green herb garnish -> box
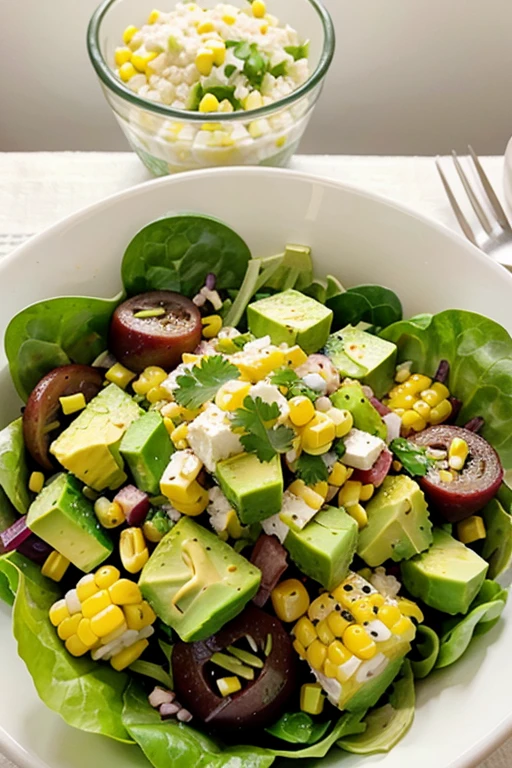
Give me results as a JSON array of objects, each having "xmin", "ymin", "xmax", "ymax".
[
  {"xmin": 390, "ymin": 438, "xmax": 435, "ymax": 477},
  {"xmin": 295, "ymin": 453, "xmax": 329, "ymax": 486},
  {"xmin": 232, "ymin": 397, "xmax": 294, "ymax": 462},
  {"xmin": 270, "ymin": 368, "xmax": 317, "ymax": 402},
  {"xmin": 174, "ymin": 355, "xmax": 239, "ymax": 409},
  {"xmin": 284, "ymin": 41, "xmax": 310, "ymax": 61}
]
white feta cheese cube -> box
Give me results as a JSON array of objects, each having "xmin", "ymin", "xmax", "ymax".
[
  {"xmin": 207, "ymin": 486, "xmax": 233, "ymax": 533},
  {"xmin": 341, "ymin": 428, "xmax": 386, "ymax": 471},
  {"xmin": 187, "ymin": 404, "xmax": 243, "ymax": 472},
  {"xmin": 383, "ymin": 412, "xmax": 402, "ymax": 443},
  {"xmin": 261, "ymin": 512, "xmax": 290, "ymax": 544},
  {"xmin": 302, "ymin": 373, "xmax": 327, "ymax": 394},
  {"xmin": 279, "ymin": 490, "xmax": 317, "ymax": 531}
]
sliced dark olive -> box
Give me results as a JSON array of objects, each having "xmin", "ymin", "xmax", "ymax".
[
  {"xmin": 109, "ymin": 291, "xmax": 202, "ymax": 373},
  {"xmin": 23, "ymin": 365, "xmax": 103, "ymax": 470},
  {"xmin": 411, "ymin": 425, "xmax": 503, "ymax": 522},
  {"xmin": 171, "ymin": 605, "xmax": 296, "ymax": 731}
]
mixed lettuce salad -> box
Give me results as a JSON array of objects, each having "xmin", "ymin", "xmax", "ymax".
[{"xmin": 0, "ymin": 214, "xmax": 511, "ymax": 768}]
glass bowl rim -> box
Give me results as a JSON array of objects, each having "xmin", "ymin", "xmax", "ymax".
[{"xmin": 87, "ymin": 0, "xmax": 336, "ymax": 122}]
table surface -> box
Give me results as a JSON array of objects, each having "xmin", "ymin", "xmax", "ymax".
[{"xmin": 0, "ymin": 151, "xmax": 510, "ymax": 768}]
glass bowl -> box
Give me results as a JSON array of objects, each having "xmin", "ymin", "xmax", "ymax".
[{"xmin": 87, "ymin": 0, "xmax": 335, "ymax": 176}]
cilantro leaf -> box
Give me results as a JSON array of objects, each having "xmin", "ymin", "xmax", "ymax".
[
  {"xmin": 270, "ymin": 368, "xmax": 317, "ymax": 402},
  {"xmin": 174, "ymin": 355, "xmax": 239, "ymax": 409},
  {"xmin": 232, "ymin": 396, "xmax": 294, "ymax": 462},
  {"xmin": 334, "ymin": 439, "xmax": 346, "ymax": 459},
  {"xmin": 284, "ymin": 42, "xmax": 310, "ymax": 61},
  {"xmin": 390, "ymin": 438, "xmax": 435, "ymax": 477},
  {"xmin": 295, "ymin": 454, "xmax": 329, "ymax": 486}
]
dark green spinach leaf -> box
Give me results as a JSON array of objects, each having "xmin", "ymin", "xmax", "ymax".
[
  {"xmin": 390, "ymin": 438, "xmax": 435, "ymax": 477},
  {"xmin": 0, "ymin": 418, "xmax": 30, "ymax": 513},
  {"xmin": 327, "ymin": 285, "xmax": 403, "ymax": 330},
  {"xmin": 265, "ymin": 711, "xmax": 331, "ymax": 745}
]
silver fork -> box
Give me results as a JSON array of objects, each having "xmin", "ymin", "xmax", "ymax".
[{"xmin": 436, "ymin": 146, "xmax": 512, "ymax": 270}]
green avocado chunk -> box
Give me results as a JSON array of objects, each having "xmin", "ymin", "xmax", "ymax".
[
  {"xmin": 27, "ymin": 473, "xmax": 113, "ymax": 572},
  {"xmin": 139, "ymin": 517, "xmax": 261, "ymax": 642},
  {"xmin": 215, "ymin": 452, "xmax": 283, "ymax": 524},
  {"xmin": 325, "ymin": 326, "xmax": 397, "ymax": 398},
  {"xmin": 120, "ymin": 411, "xmax": 174, "ymax": 495},
  {"xmin": 51, "ymin": 384, "xmax": 142, "ymax": 492},
  {"xmin": 330, "ymin": 382, "xmax": 387, "ymax": 440},
  {"xmin": 284, "ymin": 506, "xmax": 358, "ymax": 591},
  {"xmin": 247, "ymin": 289, "xmax": 333, "ymax": 354},
  {"xmin": 357, "ymin": 475, "xmax": 433, "ymax": 567},
  {"xmin": 345, "ymin": 656, "xmax": 404, "ymax": 713},
  {"xmin": 401, "ymin": 528, "xmax": 489, "ymax": 616}
]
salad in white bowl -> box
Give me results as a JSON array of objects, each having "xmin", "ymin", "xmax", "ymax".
[{"xmin": 0, "ymin": 212, "xmax": 511, "ymax": 768}]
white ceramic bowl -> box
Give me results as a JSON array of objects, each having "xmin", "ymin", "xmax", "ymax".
[{"xmin": 0, "ymin": 168, "xmax": 511, "ymax": 768}]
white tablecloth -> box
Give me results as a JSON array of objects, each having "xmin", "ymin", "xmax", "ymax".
[{"xmin": 0, "ymin": 151, "xmax": 509, "ymax": 768}]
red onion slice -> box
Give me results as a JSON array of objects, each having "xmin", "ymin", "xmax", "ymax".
[{"xmin": 114, "ymin": 485, "xmax": 150, "ymax": 526}]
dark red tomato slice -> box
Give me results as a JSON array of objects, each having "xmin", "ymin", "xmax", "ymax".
[
  {"xmin": 411, "ymin": 425, "xmax": 503, "ymax": 522},
  {"xmin": 23, "ymin": 365, "xmax": 103, "ymax": 470},
  {"xmin": 352, "ymin": 447, "xmax": 393, "ymax": 488},
  {"xmin": 109, "ymin": 291, "xmax": 202, "ymax": 373},
  {"xmin": 171, "ymin": 605, "xmax": 296, "ymax": 731},
  {"xmin": 251, "ymin": 535, "xmax": 288, "ymax": 608}
]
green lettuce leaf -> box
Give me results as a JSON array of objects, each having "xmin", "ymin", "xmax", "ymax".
[
  {"xmin": 11, "ymin": 561, "xmax": 132, "ymax": 742},
  {"xmin": 0, "ymin": 418, "xmax": 30, "ymax": 513},
  {"xmin": 338, "ymin": 661, "xmax": 415, "ymax": 754},
  {"xmin": 482, "ymin": 495, "xmax": 512, "ymax": 579},
  {"xmin": 265, "ymin": 711, "xmax": 331, "ymax": 745},
  {"xmin": 5, "ymin": 295, "xmax": 121, "ymax": 401},
  {"xmin": 381, "ymin": 309, "xmax": 512, "ymax": 467},
  {"xmin": 410, "ymin": 625, "xmax": 440, "ymax": 679},
  {"xmin": 0, "ymin": 552, "xmax": 49, "ymax": 606}
]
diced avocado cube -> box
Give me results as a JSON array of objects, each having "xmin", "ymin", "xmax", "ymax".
[
  {"xmin": 401, "ymin": 528, "xmax": 489, "ymax": 615},
  {"xmin": 331, "ymin": 382, "xmax": 387, "ymax": 440},
  {"xmin": 357, "ymin": 475, "xmax": 433, "ymax": 567},
  {"xmin": 51, "ymin": 384, "xmax": 142, "ymax": 492},
  {"xmin": 344, "ymin": 656, "xmax": 403, "ymax": 713},
  {"xmin": 215, "ymin": 453, "xmax": 283, "ymax": 524},
  {"xmin": 284, "ymin": 506, "xmax": 358, "ymax": 591},
  {"xmin": 27, "ymin": 473, "xmax": 113, "ymax": 572},
  {"xmin": 120, "ymin": 411, "xmax": 174, "ymax": 495},
  {"xmin": 482, "ymin": 497, "xmax": 512, "ymax": 579},
  {"xmin": 247, "ymin": 289, "xmax": 333, "ymax": 354},
  {"xmin": 325, "ymin": 327, "xmax": 397, "ymax": 398},
  {"xmin": 139, "ymin": 517, "xmax": 261, "ymax": 641}
]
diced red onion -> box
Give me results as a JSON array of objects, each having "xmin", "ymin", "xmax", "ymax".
[
  {"xmin": 114, "ymin": 485, "xmax": 150, "ymax": 526},
  {"xmin": 192, "ymin": 293, "xmax": 206, "ymax": 308},
  {"xmin": 177, "ymin": 709, "xmax": 193, "ymax": 723},
  {"xmin": 251, "ymin": 534, "xmax": 288, "ymax": 608},
  {"xmin": 352, "ymin": 448, "xmax": 393, "ymax": 488},
  {"xmin": 0, "ymin": 516, "xmax": 32, "ymax": 552},
  {"xmin": 370, "ymin": 396, "xmax": 392, "ymax": 417},
  {"xmin": 149, "ymin": 688, "xmax": 175, "ymax": 708},
  {"xmin": 362, "ymin": 385, "xmax": 374, "ymax": 399},
  {"xmin": 434, "ymin": 360, "xmax": 450, "ymax": 384},
  {"xmin": 464, "ymin": 416, "xmax": 485, "ymax": 433},
  {"xmin": 205, "ymin": 273, "xmax": 217, "ymax": 290},
  {"xmin": 160, "ymin": 702, "xmax": 181, "ymax": 717},
  {"xmin": 18, "ymin": 534, "xmax": 53, "ymax": 565}
]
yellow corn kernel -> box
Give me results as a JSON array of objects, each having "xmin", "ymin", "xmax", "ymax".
[
  {"xmin": 306, "ymin": 639, "xmax": 328, "ymax": 670},
  {"xmin": 215, "ymin": 380, "xmax": 251, "ymax": 411},
  {"xmin": 271, "ymin": 578, "xmax": 310, "ymax": 623},
  {"xmin": 293, "ymin": 616, "xmax": 317, "ymax": 648},
  {"xmin": 94, "ymin": 497, "xmax": 126, "ymax": 529},
  {"xmin": 368, "ymin": 593, "xmax": 385, "ymax": 609},
  {"xmin": 252, "ymin": 0, "xmax": 266, "ymax": 17},
  {"xmin": 350, "ymin": 599, "xmax": 374, "ymax": 624},
  {"xmin": 119, "ymin": 62, "xmax": 137, "ymax": 82},
  {"xmin": 392, "ymin": 460, "xmax": 403, "ymax": 472},
  {"xmin": 42, "ymin": 551, "xmax": 70, "ymax": 582},
  {"xmin": 57, "ymin": 613, "xmax": 82, "ymax": 641},
  {"xmin": 201, "ymin": 314, "xmax": 223, "ymax": 339},
  {"xmin": 65, "ymin": 634, "xmax": 90, "ymax": 657},
  {"xmin": 401, "ymin": 410, "xmax": 427, "ymax": 432},
  {"xmin": 328, "ymin": 462, "xmax": 349, "ymax": 488},
  {"xmin": 234, "ymin": 349, "xmax": 286, "ymax": 383},
  {"xmin": 308, "ymin": 593, "xmax": 337, "ymax": 621},
  {"xmin": 394, "ymin": 364, "xmax": 412, "ymax": 384},
  {"xmin": 259, "ymin": 21, "xmax": 269, "ymax": 33},
  {"xmin": 148, "ymin": 8, "xmax": 160, "ymax": 23},
  {"xmin": 222, "ymin": 11, "xmax": 237, "ymax": 24},
  {"xmin": 197, "ymin": 19, "xmax": 215, "ymax": 34},
  {"xmin": 348, "ymin": 503, "xmax": 368, "ymax": 530},
  {"xmin": 120, "ymin": 527, "xmax": 149, "ymax": 574},
  {"xmin": 28, "ymin": 471, "xmax": 45, "ymax": 494},
  {"xmin": 325, "ymin": 408, "xmax": 354, "ymax": 438},
  {"xmin": 343, "ymin": 625, "xmax": 377, "ymax": 660},
  {"xmin": 146, "ymin": 385, "xmax": 169, "ymax": 404},
  {"xmin": 438, "ymin": 469, "xmax": 453, "ymax": 484},
  {"xmin": 77, "ymin": 618, "xmax": 99, "ymax": 648},
  {"xmin": 421, "ymin": 381, "xmax": 450, "ymax": 406},
  {"xmin": 123, "ymin": 25, "xmax": 138, "ymax": 44},
  {"xmin": 285, "ymin": 346, "xmax": 308, "ymax": 367},
  {"xmin": 205, "ymin": 39, "xmax": 226, "ymax": 66},
  {"xmin": 132, "ymin": 51, "xmax": 158, "ymax": 73},
  {"xmin": 76, "ymin": 574, "xmax": 99, "ymax": 603},
  {"xmin": 163, "ymin": 417, "xmax": 175, "ymax": 436},
  {"xmin": 244, "ymin": 91, "xmax": 263, "ymax": 111},
  {"xmin": 317, "ymin": 618, "xmax": 335, "ymax": 646},
  {"xmin": 132, "ymin": 366, "xmax": 167, "ymax": 395},
  {"xmin": 131, "ymin": 600, "xmax": 156, "ymax": 630},
  {"xmin": 338, "ymin": 480, "xmax": 362, "ymax": 508},
  {"xmin": 412, "ymin": 399, "xmax": 431, "ymax": 421},
  {"xmin": 359, "ymin": 484, "xmax": 374, "ymax": 502},
  {"xmin": 82, "ymin": 589, "xmax": 111, "ymax": 619},
  {"xmin": 105, "ymin": 363, "xmax": 136, "ymax": 389},
  {"xmin": 288, "ymin": 479, "xmax": 324, "ymax": 511},
  {"xmin": 328, "ymin": 639, "xmax": 353, "ymax": 666},
  {"xmin": 327, "ymin": 610, "xmax": 353, "ymax": 638},
  {"xmin": 377, "ymin": 604, "xmax": 402, "ymax": 629},
  {"xmin": 288, "ymin": 396, "xmax": 315, "ymax": 427},
  {"xmin": 301, "ymin": 413, "xmax": 336, "ymax": 453},
  {"xmin": 218, "ymin": 99, "xmax": 234, "ymax": 113},
  {"xmin": 90, "ymin": 604, "xmax": 126, "ymax": 638},
  {"xmin": 171, "ymin": 423, "xmax": 189, "ymax": 449},
  {"xmin": 457, "ymin": 515, "xmax": 486, "ymax": 545},
  {"xmin": 109, "ymin": 578, "xmax": 142, "ymax": 606},
  {"xmin": 196, "ymin": 48, "xmax": 215, "ymax": 76},
  {"xmin": 171, "ymin": 486, "xmax": 209, "ymax": 516},
  {"xmin": 300, "ymin": 683, "xmax": 324, "ymax": 716},
  {"xmin": 49, "ymin": 599, "xmax": 70, "ymax": 627},
  {"xmin": 390, "ymin": 616, "xmax": 415, "ymax": 637},
  {"xmin": 111, "ymin": 638, "xmax": 149, "ymax": 671},
  {"xmin": 59, "ymin": 392, "xmax": 86, "ymax": 415},
  {"xmin": 430, "ymin": 399, "xmax": 453, "ymax": 425},
  {"xmin": 448, "ymin": 437, "xmax": 469, "ymax": 471},
  {"xmin": 293, "ymin": 638, "xmax": 307, "ymax": 660},
  {"xmin": 114, "ymin": 47, "xmax": 132, "ymax": 66},
  {"xmin": 332, "ymin": 584, "xmax": 357, "ymax": 607},
  {"xmin": 226, "ymin": 509, "xmax": 245, "ymax": 539},
  {"xmin": 403, "ymin": 374, "xmax": 432, "ymax": 395},
  {"xmin": 397, "ymin": 598, "xmax": 424, "ymax": 623},
  {"xmin": 312, "ymin": 481, "xmax": 329, "ymax": 500},
  {"xmin": 276, "ymin": 136, "xmax": 287, "ymax": 148},
  {"xmin": 323, "ymin": 658, "xmax": 339, "ymax": 678},
  {"xmin": 95, "ymin": 565, "xmax": 121, "ymax": 590},
  {"xmin": 217, "ymin": 675, "xmax": 242, "ymax": 697},
  {"xmin": 387, "ymin": 391, "xmax": 417, "ymax": 410}
]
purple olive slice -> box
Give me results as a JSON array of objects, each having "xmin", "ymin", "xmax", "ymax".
[
  {"xmin": 411, "ymin": 425, "xmax": 503, "ymax": 522},
  {"xmin": 23, "ymin": 365, "xmax": 103, "ymax": 470},
  {"xmin": 171, "ymin": 605, "xmax": 296, "ymax": 731},
  {"xmin": 109, "ymin": 291, "xmax": 202, "ymax": 373}
]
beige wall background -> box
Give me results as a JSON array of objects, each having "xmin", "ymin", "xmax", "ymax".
[{"xmin": 0, "ymin": 0, "xmax": 511, "ymax": 155}]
